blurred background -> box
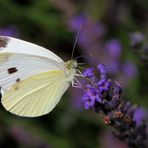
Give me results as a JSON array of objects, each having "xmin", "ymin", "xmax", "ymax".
[{"xmin": 0, "ymin": 0, "xmax": 148, "ymax": 148}]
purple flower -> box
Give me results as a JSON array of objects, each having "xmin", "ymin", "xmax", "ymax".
[
  {"xmin": 105, "ymin": 39, "xmax": 122, "ymax": 59},
  {"xmin": 83, "ymin": 68, "xmax": 99, "ymax": 83},
  {"xmin": 134, "ymin": 107, "xmax": 146, "ymax": 126},
  {"xmin": 130, "ymin": 32, "xmax": 145, "ymax": 47},
  {"xmin": 82, "ymin": 79, "xmax": 102, "ymax": 109},
  {"xmin": 0, "ymin": 26, "xmax": 19, "ymax": 37},
  {"xmin": 69, "ymin": 15, "xmax": 87, "ymax": 31},
  {"xmin": 104, "ymin": 81, "xmax": 112, "ymax": 91},
  {"xmin": 83, "ymin": 97, "xmax": 95, "ymax": 109},
  {"xmin": 98, "ymin": 79, "xmax": 106, "ymax": 86},
  {"xmin": 97, "ymin": 64, "xmax": 107, "ymax": 79},
  {"xmin": 69, "ymin": 15, "xmax": 105, "ymax": 36},
  {"xmin": 69, "ymin": 14, "xmax": 105, "ymax": 49},
  {"xmin": 82, "ymin": 64, "xmax": 113, "ymax": 110},
  {"xmin": 80, "ymin": 64, "xmax": 147, "ymax": 147},
  {"xmin": 82, "ymin": 87, "xmax": 97, "ymax": 109},
  {"xmin": 83, "ymin": 68, "xmax": 94, "ymax": 77},
  {"xmin": 122, "ymin": 61, "xmax": 138, "ymax": 78},
  {"xmin": 106, "ymin": 60, "xmax": 119, "ymax": 74}
]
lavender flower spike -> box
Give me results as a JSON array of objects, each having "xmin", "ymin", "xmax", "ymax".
[{"xmin": 81, "ymin": 64, "xmax": 147, "ymax": 148}]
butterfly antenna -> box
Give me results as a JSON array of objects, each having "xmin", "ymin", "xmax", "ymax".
[
  {"xmin": 74, "ymin": 54, "xmax": 92, "ymax": 60},
  {"xmin": 71, "ymin": 25, "xmax": 83, "ymax": 60}
]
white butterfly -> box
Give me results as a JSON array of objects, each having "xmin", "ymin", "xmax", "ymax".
[{"xmin": 0, "ymin": 36, "xmax": 82, "ymax": 117}]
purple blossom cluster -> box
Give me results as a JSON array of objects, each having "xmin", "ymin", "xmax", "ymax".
[
  {"xmin": 81, "ymin": 64, "xmax": 147, "ymax": 148},
  {"xmin": 82, "ymin": 65, "xmax": 112, "ymax": 110}
]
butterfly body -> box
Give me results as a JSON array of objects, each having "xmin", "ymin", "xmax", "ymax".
[
  {"xmin": 0, "ymin": 36, "xmax": 78, "ymax": 117},
  {"xmin": 64, "ymin": 60, "xmax": 77, "ymax": 81}
]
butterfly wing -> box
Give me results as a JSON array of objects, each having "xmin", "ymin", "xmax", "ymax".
[
  {"xmin": 0, "ymin": 35, "xmax": 63, "ymax": 63},
  {"xmin": 0, "ymin": 36, "xmax": 71, "ymax": 117},
  {"xmin": 1, "ymin": 70, "xmax": 70, "ymax": 117},
  {"xmin": 0, "ymin": 53, "xmax": 64, "ymax": 92}
]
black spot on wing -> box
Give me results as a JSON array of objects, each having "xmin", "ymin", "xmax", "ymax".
[
  {"xmin": 8, "ymin": 67, "xmax": 18, "ymax": 74},
  {"xmin": 0, "ymin": 36, "xmax": 9, "ymax": 48},
  {"xmin": 16, "ymin": 78, "xmax": 20, "ymax": 82}
]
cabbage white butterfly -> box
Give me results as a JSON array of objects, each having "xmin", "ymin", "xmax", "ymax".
[{"xmin": 0, "ymin": 36, "xmax": 82, "ymax": 117}]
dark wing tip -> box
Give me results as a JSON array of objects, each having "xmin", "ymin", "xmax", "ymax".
[{"xmin": 0, "ymin": 36, "xmax": 10, "ymax": 48}]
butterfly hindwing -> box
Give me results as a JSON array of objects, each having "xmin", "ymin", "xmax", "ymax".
[{"xmin": 1, "ymin": 70, "xmax": 70, "ymax": 117}]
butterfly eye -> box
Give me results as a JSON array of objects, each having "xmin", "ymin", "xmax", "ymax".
[{"xmin": 7, "ymin": 67, "xmax": 18, "ymax": 74}]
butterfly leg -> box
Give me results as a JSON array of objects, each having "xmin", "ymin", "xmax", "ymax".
[
  {"xmin": 77, "ymin": 69, "xmax": 84, "ymax": 77},
  {"xmin": 72, "ymin": 77, "xmax": 81, "ymax": 88}
]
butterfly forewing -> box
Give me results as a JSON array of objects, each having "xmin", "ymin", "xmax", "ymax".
[
  {"xmin": 0, "ymin": 36, "xmax": 63, "ymax": 63},
  {"xmin": 0, "ymin": 53, "xmax": 64, "ymax": 92}
]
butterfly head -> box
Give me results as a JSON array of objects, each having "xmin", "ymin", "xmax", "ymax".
[{"xmin": 65, "ymin": 60, "xmax": 77, "ymax": 70}]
